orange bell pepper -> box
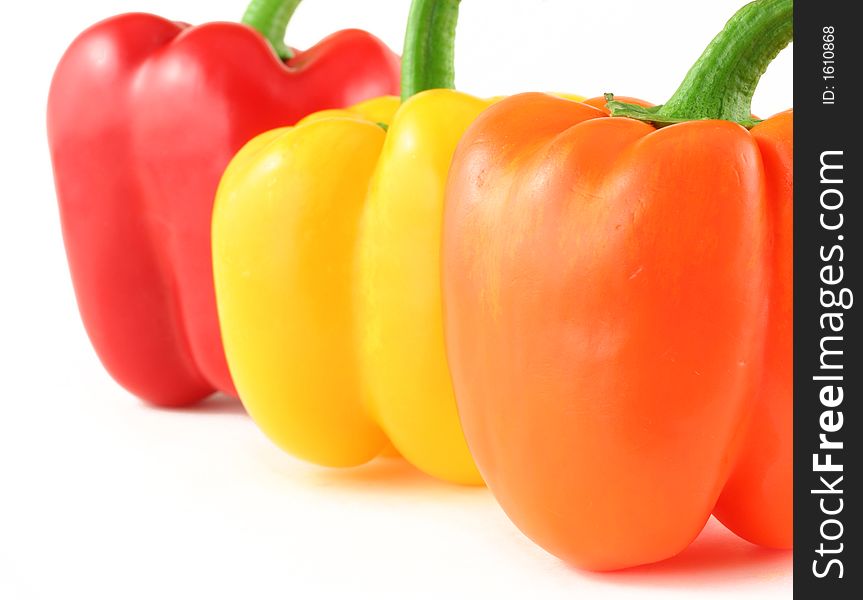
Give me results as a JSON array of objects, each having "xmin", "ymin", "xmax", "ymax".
[{"xmin": 441, "ymin": 0, "xmax": 792, "ymax": 570}]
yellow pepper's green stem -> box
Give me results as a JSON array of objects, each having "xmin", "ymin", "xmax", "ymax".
[
  {"xmin": 608, "ymin": 0, "xmax": 792, "ymax": 128},
  {"xmin": 242, "ymin": 0, "xmax": 303, "ymax": 61},
  {"xmin": 401, "ymin": 0, "xmax": 461, "ymax": 102}
]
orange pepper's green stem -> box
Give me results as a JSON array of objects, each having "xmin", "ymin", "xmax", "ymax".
[
  {"xmin": 401, "ymin": 0, "xmax": 461, "ymax": 102},
  {"xmin": 607, "ymin": 0, "xmax": 793, "ymax": 128},
  {"xmin": 242, "ymin": 0, "xmax": 303, "ymax": 60}
]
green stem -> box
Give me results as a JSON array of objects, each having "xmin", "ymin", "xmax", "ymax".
[
  {"xmin": 607, "ymin": 0, "xmax": 792, "ymax": 128},
  {"xmin": 242, "ymin": 0, "xmax": 303, "ymax": 61},
  {"xmin": 401, "ymin": 0, "xmax": 461, "ymax": 102}
]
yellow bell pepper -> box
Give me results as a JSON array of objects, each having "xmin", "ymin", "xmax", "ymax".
[{"xmin": 212, "ymin": 0, "xmax": 582, "ymax": 484}]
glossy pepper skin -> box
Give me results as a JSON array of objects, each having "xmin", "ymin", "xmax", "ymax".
[
  {"xmin": 47, "ymin": 0, "xmax": 400, "ymax": 407},
  {"xmin": 441, "ymin": 0, "xmax": 792, "ymax": 570}
]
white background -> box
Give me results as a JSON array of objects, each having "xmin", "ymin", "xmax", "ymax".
[{"xmin": 0, "ymin": 1, "xmax": 792, "ymax": 598}]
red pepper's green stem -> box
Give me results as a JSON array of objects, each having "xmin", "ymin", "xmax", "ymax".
[
  {"xmin": 401, "ymin": 0, "xmax": 461, "ymax": 102},
  {"xmin": 242, "ymin": 0, "xmax": 303, "ymax": 61},
  {"xmin": 608, "ymin": 0, "xmax": 792, "ymax": 128}
]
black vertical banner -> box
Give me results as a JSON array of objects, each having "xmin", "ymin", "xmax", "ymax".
[{"xmin": 793, "ymin": 0, "xmax": 860, "ymax": 597}]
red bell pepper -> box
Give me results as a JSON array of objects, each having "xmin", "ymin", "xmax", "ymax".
[{"xmin": 48, "ymin": 0, "xmax": 400, "ymax": 407}]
